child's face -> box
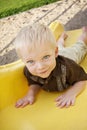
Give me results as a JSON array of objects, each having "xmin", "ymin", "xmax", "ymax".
[{"xmin": 21, "ymin": 43, "xmax": 58, "ymax": 78}]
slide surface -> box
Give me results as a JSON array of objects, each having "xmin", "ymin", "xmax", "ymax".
[{"xmin": 0, "ymin": 22, "xmax": 87, "ymax": 130}]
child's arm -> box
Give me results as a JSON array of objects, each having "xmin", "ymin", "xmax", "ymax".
[
  {"xmin": 15, "ymin": 84, "xmax": 40, "ymax": 108},
  {"xmin": 55, "ymin": 80, "xmax": 86, "ymax": 108}
]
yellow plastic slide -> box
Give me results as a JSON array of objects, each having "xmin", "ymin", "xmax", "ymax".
[{"xmin": 0, "ymin": 22, "xmax": 87, "ymax": 130}]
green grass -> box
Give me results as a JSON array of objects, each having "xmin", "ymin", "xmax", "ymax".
[{"xmin": 0, "ymin": 0, "xmax": 60, "ymax": 18}]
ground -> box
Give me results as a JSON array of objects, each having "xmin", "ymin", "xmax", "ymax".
[{"xmin": 0, "ymin": 0, "xmax": 87, "ymax": 65}]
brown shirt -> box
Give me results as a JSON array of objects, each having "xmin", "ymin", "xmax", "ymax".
[{"xmin": 24, "ymin": 55, "xmax": 87, "ymax": 92}]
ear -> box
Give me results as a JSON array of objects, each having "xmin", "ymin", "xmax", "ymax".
[{"xmin": 55, "ymin": 47, "xmax": 58, "ymax": 57}]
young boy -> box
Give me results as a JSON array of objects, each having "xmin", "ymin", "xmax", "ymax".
[{"xmin": 14, "ymin": 23, "xmax": 87, "ymax": 108}]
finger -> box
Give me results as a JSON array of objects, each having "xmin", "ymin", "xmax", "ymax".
[
  {"xmin": 29, "ymin": 100, "xmax": 34, "ymax": 105},
  {"xmin": 56, "ymin": 97, "xmax": 66, "ymax": 107},
  {"xmin": 65, "ymin": 100, "xmax": 71, "ymax": 108},
  {"xmin": 58, "ymin": 101, "xmax": 66, "ymax": 108},
  {"xmin": 26, "ymin": 96, "xmax": 35, "ymax": 105},
  {"xmin": 21, "ymin": 97, "xmax": 35, "ymax": 107},
  {"xmin": 21, "ymin": 100, "xmax": 30, "ymax": 108},
  {"xmin": 55, "ymin": 95, "xmax": 63, "ymax": 102},
  {"xmin": 71, "ymin": 98, "xmax": 75, "ymax": 106},
  {"xmin": 15, "ymin": 99, "xmax": 23, "ymax": 108},
  {"xmin": 56, "ymin": 99, "xmax": 65, "ymax": 107}
]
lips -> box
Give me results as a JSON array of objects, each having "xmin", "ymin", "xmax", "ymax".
[{"xmin": 38, "ymin": 69, "xmax": 49, "ymax": 74}]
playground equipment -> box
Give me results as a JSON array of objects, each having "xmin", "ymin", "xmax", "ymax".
[{"xmin": 0, "ymin": 22, "xmax": 87, "ymax": 130}]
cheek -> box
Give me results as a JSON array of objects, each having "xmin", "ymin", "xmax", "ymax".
[
  {"xmin": 49, "ymin": 57, "xmax": 56, "ymax": 65},
  {"xmin": 50, "ymin": 58, "xmax": 56, "ymax": 69},
  {"xmin": 26, "ymin": 65, "xmax": 35, "ymax": 74},
  {"xmin": 45, "ymin": 57, "xmax": 56, "ymax": 69}
]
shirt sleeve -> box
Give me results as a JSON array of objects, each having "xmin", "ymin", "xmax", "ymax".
[
  {"xmin": 23, "ymin": 66, "xmax": 42, "ymax": 86},
  {"xmin": 66, "ymin": 59, "xmax": 87, "ymax": 85}
]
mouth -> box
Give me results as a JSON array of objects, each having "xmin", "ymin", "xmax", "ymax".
[{"xmin": 38, "ymin": 69, "xmax": 49, "ymax": 75}]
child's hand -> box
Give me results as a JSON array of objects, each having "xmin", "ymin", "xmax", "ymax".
[
  {"xmin": 15, "ymin": 84, "xmax": 40, "ymax": 108},
  {"xmin": 15, "ymin": 95, "xmax": 35, "ymax": 108},
  {"xmin": 55, "ymin": 91, "xmax": 76, "ymax": 108},
  {"xmin": 55, "ymin": 81, "xmax": 86, "ymax": 108}
]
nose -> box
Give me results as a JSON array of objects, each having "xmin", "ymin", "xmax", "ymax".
[{"xmin": 36, "ymin": 62, "xmax": 44, "ymax": 70}]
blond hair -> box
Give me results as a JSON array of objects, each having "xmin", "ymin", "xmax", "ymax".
[{"xmin": 14, "ymin": 23, "xmax": 57, "ymax": 57}]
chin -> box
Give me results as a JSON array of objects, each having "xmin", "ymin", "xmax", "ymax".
[
  {"xmin": 39, "ymin": 75, "xmax": 48, "ymax": 79},
  {"xmin": 39, "ymin": 72, "xmax": 51, "ymax": 78}
]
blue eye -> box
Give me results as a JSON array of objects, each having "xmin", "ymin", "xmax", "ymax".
[
  {"xmin": 27, "ymin": 60, "xmax": 35, "ymax": 64},
  {"xmin": 43, "ymin": 55, "xmax": 50, "ymax": 60}
]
